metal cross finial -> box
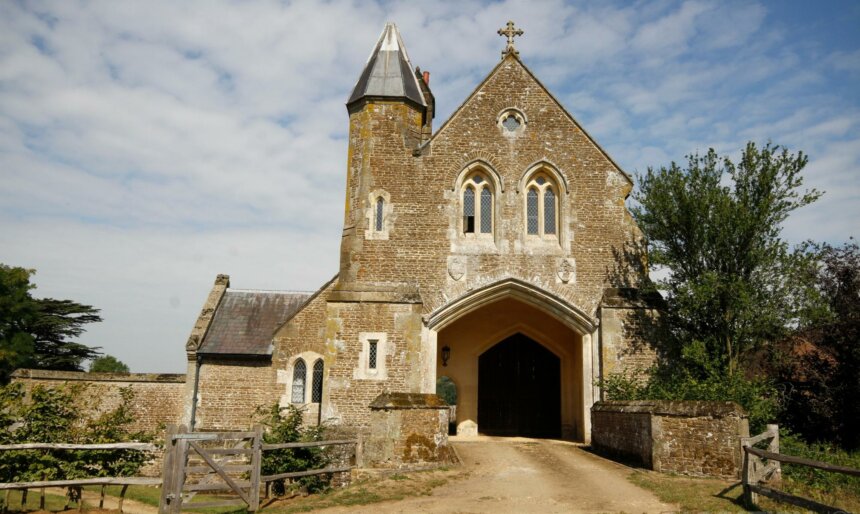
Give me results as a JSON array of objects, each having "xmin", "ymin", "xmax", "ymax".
[{"xmin": 497, "ymin": 20, "xmax": 524, "ymax": 58}]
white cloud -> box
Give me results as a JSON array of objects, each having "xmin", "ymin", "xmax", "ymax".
[{"xmin": 1, "ymin": 0, "xmax": 858, "ymax": 372}]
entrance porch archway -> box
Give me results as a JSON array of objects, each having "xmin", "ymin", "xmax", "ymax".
[{"xmin": 431, "ymin": 283, "xmax": 595, "ymax": 440}]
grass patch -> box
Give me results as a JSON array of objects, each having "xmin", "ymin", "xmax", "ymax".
[
  {"xmin": 86, "ymin": 485, "xmax": 160, "ymax": 507},
  {"xmin": 90, "ymin": 485, "xmax": 244, "ymax": 514},
  {"xmin": 1, "ymin": 489, "xmax": 74, "ymax": 512},
  {"xmin": 260, "ymin": 468, "xmax": 460, "ymax": 513},
  {"xmin": 629, "ymin": 471, "xmax": 750, "ymax": 513}
]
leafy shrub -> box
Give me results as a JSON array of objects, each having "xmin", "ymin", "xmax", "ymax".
[
  {"xmin": 780, "ymin": 430, "xmax": 860, "ymax": 499},
  {"xmin": 256, "ymin": 403, "xmax": 330, "ymax": 495},
  {"xmin": 0, "ymin": 382, "xmax": 154, "ymax": 484},
  {"xmin": 601, "ymin": 368, "xmax": 780, "ymax": 433}
]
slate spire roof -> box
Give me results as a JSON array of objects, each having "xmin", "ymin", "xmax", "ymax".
[{"xmin": 347, "ymin": 22, "xmax": 426, "ymax": 109}]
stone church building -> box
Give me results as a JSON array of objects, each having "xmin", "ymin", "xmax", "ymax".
[{"xmin": 180, "ymin": 22, "xmax": 654, "ymax": 443}]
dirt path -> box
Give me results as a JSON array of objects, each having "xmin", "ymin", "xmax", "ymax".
[{"xmin": 316, "ymin": 437, "xmax": 676, "ymax": 513}]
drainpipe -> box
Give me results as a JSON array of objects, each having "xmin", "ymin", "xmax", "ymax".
[{"xmin": 190, "ymin": 355, "xmax": 202, "ymax": 431}]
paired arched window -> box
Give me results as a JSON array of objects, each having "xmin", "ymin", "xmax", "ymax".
[
  {"xmin": 462, "ymin": 173, "xmax": 493, "ymax": 235},
  {"xmin": 525, "ymin": 174, "xmax": 558, "ymax": 238},
  {"xmin": 291, "ymin": 358, "xmax": 324, "ymax": 404}
]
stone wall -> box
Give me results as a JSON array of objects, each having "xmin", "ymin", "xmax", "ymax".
[
  {"xmin": 362, "ymin": 393, "xmax": 456, "ymax": 469},
  {"xmin": 193, "ymin": 358, "xmax": 279, "ymax": 431},
  {"xmin": 11, "ymin": 369, "xmax": 185, "ymax": 434},
  {"xmin": 591, "ymin": 400, "xmax": 749, "ymax": 478}
]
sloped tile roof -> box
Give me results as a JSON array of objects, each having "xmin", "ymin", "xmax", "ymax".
[{"xmin": 198, "ymin": 290, "xmax": 312, "ymax": 356}]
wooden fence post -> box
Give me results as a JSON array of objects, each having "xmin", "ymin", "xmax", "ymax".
[
  {"xmin": 741, "ymin": 440, "xmax": 757, "ymax": 508},
  {"xmin": 159, "ymin": 423, "xmax": 190, "ymax": 514},
  {"xmin": 169, "ymin": 425, "xmax": 189, "ymax": 514},
  {"xmin": 766, "ymin": 424, "xmax": 781, "ymax": 484},
  {"xmin": 248, "ymin": 425, "xmax": 263, "ymax": 512}
]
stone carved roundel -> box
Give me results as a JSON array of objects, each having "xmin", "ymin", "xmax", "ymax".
[
  {"xmin": 557, "ymin": 259, "xmax": 575, "ymax": 283},
  {"xmin": 448, "ymin": 257, "xmax": 465, "ymax": 281}
]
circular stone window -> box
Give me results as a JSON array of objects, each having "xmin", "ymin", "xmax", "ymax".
[
  {"xmin": 498, "ymin": 109, "xmax": 526, "ymax": 135},
  {"xmin": 502, "ymin": 114, "xmax": 521, "ymax": 132}
]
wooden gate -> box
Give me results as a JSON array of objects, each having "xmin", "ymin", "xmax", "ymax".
[{"xmin": 159, "ymin": 425, "xmax": 262, "ymax": 514}]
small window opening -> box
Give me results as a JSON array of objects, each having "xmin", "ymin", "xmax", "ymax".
[
  {"xmin": 291, "ymin": 359, "xmax": 306, "ymax": 403},
  {"xmin": 368, "ymin": 340, "xmax": 378, "ymax": 369},
  {"xmin": 375, "ymin": 197, "xmax": 384, "ymax": 232},
  {"xmin": 463, "ymin": 187, "xmax": 475, "ymax": 234},
  {"xmin": 311, "ymin": 359, "xmax": 324, "ymax": 403}
]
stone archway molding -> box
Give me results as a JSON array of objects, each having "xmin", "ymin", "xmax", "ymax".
[{"xmin": 425, "ymin": 278, "xmax": 597, "ymax": 335}]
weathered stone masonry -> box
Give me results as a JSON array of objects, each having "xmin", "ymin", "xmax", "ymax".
[
  {"xmin": 591, "ymin": 400, "xmax": 750, "ymax": 479},
  {"xmin": 11, "ymin": 369, "xmax": 185, "ymax": 434}
]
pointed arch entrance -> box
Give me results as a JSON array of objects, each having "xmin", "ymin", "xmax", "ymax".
[
  {"xmin": 427, "ymin": 279, "xmax": 598, "ymax": 441},
  {"xmin": 479, "ymin": 333, "xmax": 561, "ymax": 437}
]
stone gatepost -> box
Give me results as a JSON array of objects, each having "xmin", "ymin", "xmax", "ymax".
[{"xmin": 362, "ymin": 393, "xmax": 456, "ymax": 469}]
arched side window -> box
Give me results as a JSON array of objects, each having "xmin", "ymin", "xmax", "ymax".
[
  {"xmin": 524, "ymin": 174, "xmax": 558, "ymax": 238},
  {"xmin": 291, "ymin": 359, "xmax": 306, "ymax": 404},
  {"xmin": 375, "ymin": 197, "xmax": 384, "ymax": 232},
  {"xmin": 463, "ymin": 187, "xmax": 475, "ymax": 233},
  {"xmin": 462, "ymin": 173, "xmax": 493, "ymax": 235},
  {"xmin": 311, "ymin": 359, "xmax": 324, "ymax": 403},
  {"xmin": 527, "ymin": 189, "xmax": 539, "ymax": 234}
]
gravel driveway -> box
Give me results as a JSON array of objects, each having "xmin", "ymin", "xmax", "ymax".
[{"xmin": 317, "ymin": 437, "xmax": 676, "ymax": 513}]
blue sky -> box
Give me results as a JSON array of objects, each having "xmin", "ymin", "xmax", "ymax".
[{"xmin": 1, "ymin": 0, "xmax": 858, "ymax": 373}]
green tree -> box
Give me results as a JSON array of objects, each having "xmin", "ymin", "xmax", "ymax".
[
  {"xmin": 89, "ymin": 355, "xmax": 130, "ymax": 373},
  {"xmin": 0, "ymin": 266, "xmax": 37, "ymax": 381},
  {"xmin": 0, "ymin": 265, "xmax": 102, "ymax": 383},
  {"xmin": 632, "ymin": 142, "xmax": 820, "ymax": 377},
  {"xmin": 771, "ymin": 240, "xmax": 860, "ymax": 448}
]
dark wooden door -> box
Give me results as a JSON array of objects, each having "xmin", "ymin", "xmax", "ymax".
[{"xmin": 478, "ymin": 333, "xmax": 561, "ymax": 438}]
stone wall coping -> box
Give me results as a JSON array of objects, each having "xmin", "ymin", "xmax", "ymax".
[
  {"xmin": 11, "ymin": 369, "xmax": 186, "ymax": 384},
  {"xmin": 369, "ymin": 392, "xmax": 449, "ymax": 410},
  {"xmin": 592, "ymin": 400, "xmax": 747, "ymax": 418}
]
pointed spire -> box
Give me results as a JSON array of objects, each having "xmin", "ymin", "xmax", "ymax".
[{"xmin": 347, "ymin": 23, "xmax": 427, "ymax": 110}]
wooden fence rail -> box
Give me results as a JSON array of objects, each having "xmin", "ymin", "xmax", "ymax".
[
  {"xmin": 159, "ymin": 424, "xmax": 357, "ymax": 514},
  {"xmin": 2, "ymin": 430, "xmax": 358, "ymax": 514},
  {"xmin": 742, "ymin": 424, "xmax": 860, "ymax": 514},
  {"xmin": 0, "ymin": 441, "xmax": 157, "ymax": 513}
]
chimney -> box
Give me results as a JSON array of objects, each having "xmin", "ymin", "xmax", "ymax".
[{"xmin": 423, "ymin": 71, "xmax": 430, "ymax": 86}]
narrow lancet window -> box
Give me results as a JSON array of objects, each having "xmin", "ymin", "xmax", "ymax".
[
  {"xmin": 368, "ymin": 340, "xmax": 378, "ymax": 369},
  {"xmin": 527, "ymin": 189, "xmax": 539, "ymax": 234},
  {"xmin": 291, "ymin": 359, "xmax": 306, "ymax": 403},
  {"xmin": 544, "ymin": 188, "xmax": 556, "ymax": 234},
  {"xmin": 311, "ymin": 359, "xmax": 324, "ymax": 403},
  {"xmin": 463, "ymin": 187, "xmax": 475, "ymax": 233},
  {"xmin": 480, "ymin": 188, "xmax": 492, "ymax": 234},
  {"xmin": 375, "ymin": 197, "xmax": 384, "ymax": 232}
]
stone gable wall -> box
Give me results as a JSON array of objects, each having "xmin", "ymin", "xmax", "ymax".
[
  {"xmin": 591, "ymin": 400, "xmax": 750, "ymax": 478},
  {"xmin": 11, "ymin": 369, "xmax": 185, "ymax": 434},
  {"xmin": 338, "ymin": 56, "xmax": 643, "ymax": 317}
]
